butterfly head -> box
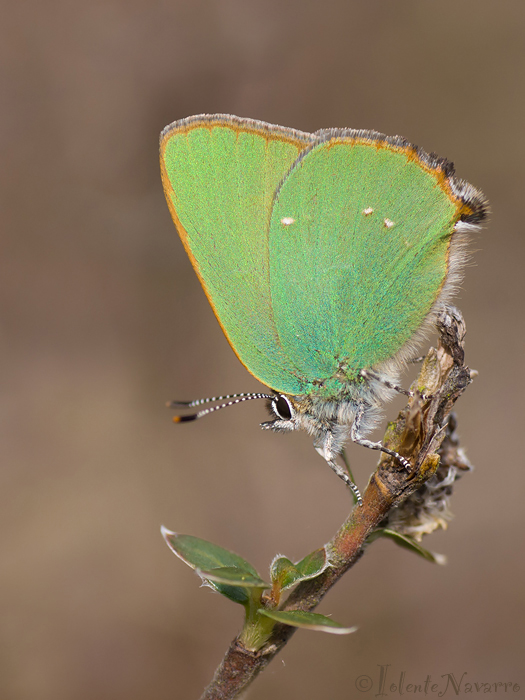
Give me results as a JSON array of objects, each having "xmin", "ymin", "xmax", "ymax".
[
  {"xmin": 262, "ymin": 392, "xmax": 335, "ymax": 435},
  {"xmin": 261, "ymin": 391, "xmax": 357, "ymax": 451},
  {"xmin": 263, "ymin": 393, "xmax": 297, "ymax": 430}
]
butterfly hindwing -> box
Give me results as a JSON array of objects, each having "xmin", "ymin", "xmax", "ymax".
[{"xmin": 267, "ymin": 133, "xmax": 463, "ymax": 390}]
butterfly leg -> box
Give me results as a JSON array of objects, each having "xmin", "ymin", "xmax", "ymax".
[
  {"xmin": 314, "ymin": 436, "xmax": 363, "ymax": 506},
  {"xmin": 326, "ymin": 459, "xmax": 363, "ymax": 506},
  {"xmin": 408, "ymin": 355, "xmax": 425, "ymax": 364},
  {"xmin": 351, "ymin": 403, "xmax": 411, "ymax": 471},
  {"xmin": 359, "ymin": 368, "xmax": 412, "ymax": 397},
  {"xmin": 359, "ymin": 368, "xmax": 432, "ymax": 402}
]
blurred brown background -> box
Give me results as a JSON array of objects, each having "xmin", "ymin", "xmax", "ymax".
[{"xmin": 2, "ymin": 1, "xmax": 524, "ymax": 698}]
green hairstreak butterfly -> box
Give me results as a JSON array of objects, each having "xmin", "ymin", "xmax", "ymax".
[{"xmin": 160, "ymin": 114, "xmax": 487, "ymax": 504}]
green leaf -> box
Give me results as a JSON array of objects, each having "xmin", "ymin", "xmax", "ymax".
[
  {"xmin": 258, "ymin": 609, "xmax": 356, "ymax": 635},
  {"xmin": 161, "ymin": 528, "xmax": 260, "ymax": 575},
  {"xmin": 295, "ymin": 548, "xmax": 330, "ymax": 580},
  {"xmin": 199, "ymin": 566, "xmax": 270, "ymax": 589},
  {"xmin": 270, "ymin": 548, "xmax": 330, "ymax": 591},
  {"xmin": 367, "ymin": 528, "xmax": 446, "ymax": 564},
  {"xmin": 206, "ymin": 582, "xmax": 250, "ymax": 605},
  {"xmin": 270, "ymin": 556, "xmax": 300, "ymax": 590},
  {"xmin": 161, "ymin": 528, "xmax": 264, "ymax": 605}
]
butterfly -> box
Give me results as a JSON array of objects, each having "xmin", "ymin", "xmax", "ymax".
[{"xmin": 160, "ymin": 114, "xmax": 487, "ymax": 504}]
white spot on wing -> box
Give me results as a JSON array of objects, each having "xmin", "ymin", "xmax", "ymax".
[
  {"xmin": 362, "ymin": 207, "xmax": 374, "ymax": 215},
  {"xmin": 281, "ymin": 217, "xmax": 295, "ymax": 226},
  {"xmin": 384, "ymin": 218, "xmax": 395, "ymax": 228}
]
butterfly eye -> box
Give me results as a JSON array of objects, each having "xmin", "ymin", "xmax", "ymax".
[{"xmin": 272, "ymin": 395, "xmax": 294, "ymax": 421}]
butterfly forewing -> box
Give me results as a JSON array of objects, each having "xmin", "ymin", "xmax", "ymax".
[{"xmin": 160, "ymin": 115, "xmax": 314, "ymax": 394}]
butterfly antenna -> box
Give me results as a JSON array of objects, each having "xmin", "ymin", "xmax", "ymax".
[{"xmin": 167, "ymin": 392, "xmax": 274, "ymax": 423}]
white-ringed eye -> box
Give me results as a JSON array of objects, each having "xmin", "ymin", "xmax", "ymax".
[{"xmin": 272, "ymin": 394, "xmax": 294, "ymax": 420}]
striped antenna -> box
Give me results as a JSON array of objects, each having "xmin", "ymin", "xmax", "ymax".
[{"xmin": 167, "ymin": 392, "xmax": 274, "ymax": 423}]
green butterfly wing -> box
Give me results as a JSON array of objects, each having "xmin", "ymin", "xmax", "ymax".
[
  {"xmin": 160, "ymin": 114, "xmax": 314, "ymax": 394},
  {"xmin": 161, "ymin": 116, "xmax": 481, "ymax": 399},
  {"xmin": 267, "ymin": 132, "xmax": 466, "ymax": 393}
]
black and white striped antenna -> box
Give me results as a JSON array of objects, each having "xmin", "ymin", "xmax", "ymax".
[{"xmin": 168, "ymin": 392, "xmax": 274, "ymax": 423}]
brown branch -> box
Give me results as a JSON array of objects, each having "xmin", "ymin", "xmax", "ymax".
[{"xmin": 200, "ymin": 307, "xmax": 472, "ymax": 700}]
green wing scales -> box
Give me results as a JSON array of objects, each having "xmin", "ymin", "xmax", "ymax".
[
  {"xmin": 161, "ymin": 117, "xmax": 471, "ymax": 397},
  {"xmin": 160, "ymin": 114, "xmax": 314, "ymax": 394},
  {"xmin": 268, "ymin": 134, "xmax": 461, "ymax": 388}
]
